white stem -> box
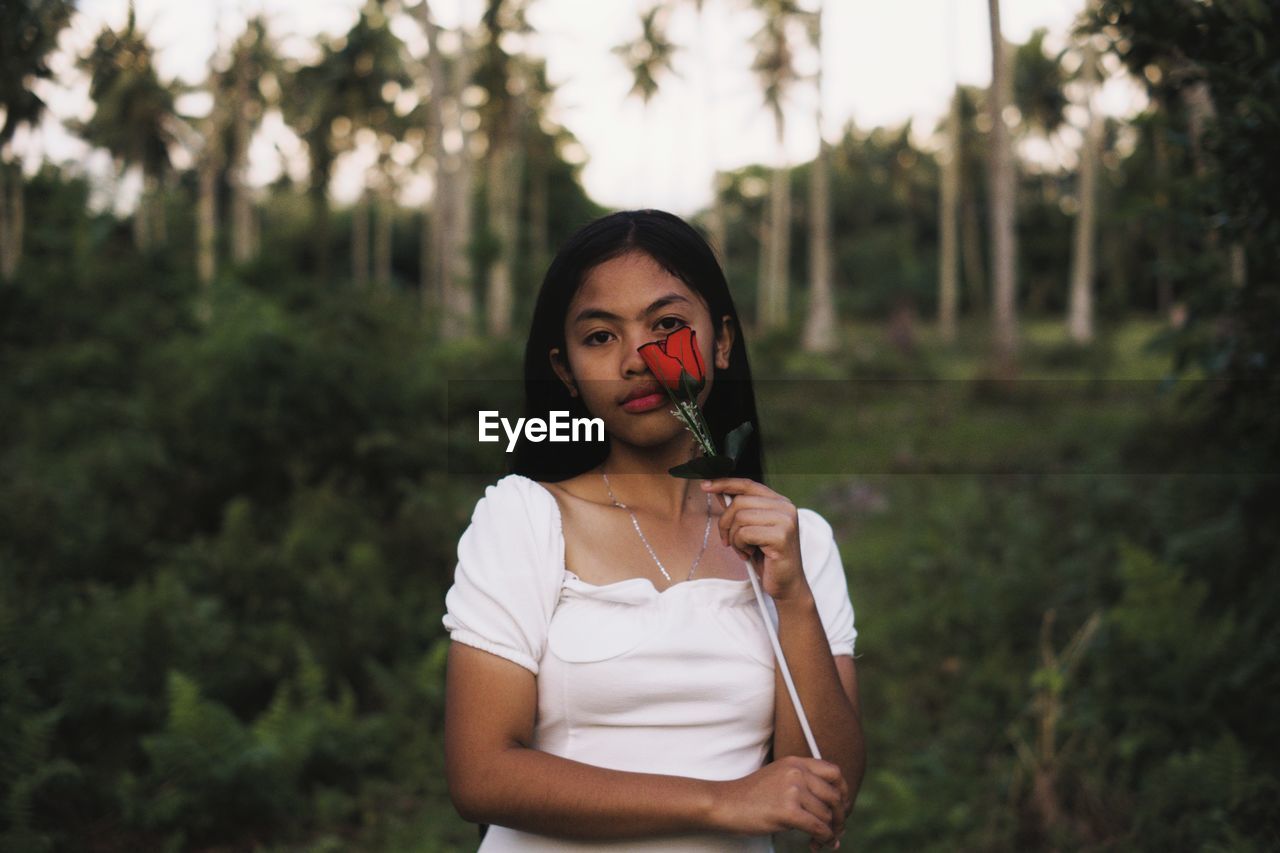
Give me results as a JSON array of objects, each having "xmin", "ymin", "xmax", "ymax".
[{"xmin": 727, "ymin": 494, "xmax": 822, "ymax": 760}]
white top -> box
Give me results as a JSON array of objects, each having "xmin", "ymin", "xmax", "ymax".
[{"xmin": 442, "ymin": 473, "xmax": 857, "ymax": 852}]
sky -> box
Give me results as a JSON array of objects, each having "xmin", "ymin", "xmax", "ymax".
[{"xmin": 24, "ymin": 0, "xmax": 1147, "ymax": 216}]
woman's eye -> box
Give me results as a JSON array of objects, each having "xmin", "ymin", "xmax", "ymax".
[{"xmin": 583, "ymin": 318, "xmax": 682, "ymax": 346}]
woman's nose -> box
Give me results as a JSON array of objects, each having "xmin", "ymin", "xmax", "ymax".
[{"xmin": 620, "ymin": 330, "xmax": 651, "ymax": 377}]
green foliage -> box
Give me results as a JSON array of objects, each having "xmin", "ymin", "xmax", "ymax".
[
  {"xmin": 3, "ymin": 4, "xmax": 1278, "ymax": 849},
  {"xmin": 0, "ymin": 174, "xmax": 488, "ymax": 846}
]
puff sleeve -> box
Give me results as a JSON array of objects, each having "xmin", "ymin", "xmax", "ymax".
[
  {"xmin": 794, "ymin": 507, "xmax": 858, "ymax": 657},
  {"xmin": 441, "ymin": 474, "xmax": 564, "ymax": 674}
]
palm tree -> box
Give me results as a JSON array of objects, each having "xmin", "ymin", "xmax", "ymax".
[
  {"xmin": 956, "ymin": 85, "xmax": 989, "ymax": 316},
  {"xmin": 77, "ymin": 5, "xmax": 180, "ymax": 253},
  {"xmin": 613, "ymin": 3, "xmax": 678, "ymax": 193},
  {"xmin": 751, "ymin": 0, "xmax": 804, "ymax": 333},
  {"xmin": 1067, "ymin": 22, "xmax": 1102, "ymax": 343},
  {"xmin": 800, "ymin": 1, "xmax": 836, "ymax": 353},
  {"xmin": 421, "ymin": 0, "xmax": 478, "ymax": 339},
  {"xmin": 689, "ymin": 0, "xmax": 729, "ymax": 261},
  {"xmin": 194, "ymin": 64, "xmax": 226, "ymax": 289},
  {"xmin": 936, "ymin": 1, "xmax": 963, "ymax": 342},
  {"xmin": 223, "ymin": 17, "xmax": 277, "ymax": 265},
  {"xmin": 0, "ymin": 0, "xmax": 74, "ymax": 280},
  {"xmin": 986, "ymin": 0, "xmax": 1018, "ymax": 372},
  {"xmin": 282, "ymin": 1, "xmax": 406, "ymax": 283},
  {"xmin": 478, "ymin": 0, "xmax": 534, "ymax": 336},
  {"xmin": 279, "ymin": 57, "xmax": 341, "ymax": 276},
  {"xmin": 335, "ymin": 0, "xmax": 410, "ymax": 288}
]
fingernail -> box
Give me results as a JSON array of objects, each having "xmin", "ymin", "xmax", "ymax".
[{"xmin": 700, "ymin": 480, "xmax": 713, "ymax": 489}]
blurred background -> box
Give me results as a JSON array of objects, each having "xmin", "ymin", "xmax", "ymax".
[{"xmin": 2, "ymin": 0, "xmax": 1278, "ymax": 850}]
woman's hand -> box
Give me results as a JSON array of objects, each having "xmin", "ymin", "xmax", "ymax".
[
  {"xmin": 701, "ymin": 478, "xmax": 810, "ymax": 603},
  {"xmin": 707, "ymin": 756, "xmax": 849, "ymax": 849}
]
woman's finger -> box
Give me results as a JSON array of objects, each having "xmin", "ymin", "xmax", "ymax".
[
  {"xmin": 718, "ymin": 507, "xmax": 779, "ymax": 547},
  {"xmin": 728, "ymin": 524, "xmax": 784, "ymax": 557},
  {"xmin": 796, "ymin": 790, "xmax": 836, "ymax": 844},
  {"xmin": 804, "ymin": 775, "xmax": 843, "ymax": 816},
  {"xmin": 701, "ymin": 477, "xmax": 775, "ymax": 499},
  {"xmin": 805, "ymin": 777, "xmax": 845, "ymax": 845}
]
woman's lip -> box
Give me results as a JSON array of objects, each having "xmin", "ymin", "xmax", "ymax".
[{"xmin": 621, "ymin": 392, "xmax": 666, "ymax": 413}]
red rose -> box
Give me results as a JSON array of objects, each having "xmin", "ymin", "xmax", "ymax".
[{"xmin": 638, "ymin": 326, "xmax": 706, "ymax": 393}]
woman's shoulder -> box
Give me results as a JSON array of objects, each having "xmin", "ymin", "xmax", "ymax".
[
  {"xmin": 796, "ymin": 505, "xmax": 836, "ymax": 546},
  {"xmin": 482, "ymin": 472, "xmax": 557, "ymax": 509}
]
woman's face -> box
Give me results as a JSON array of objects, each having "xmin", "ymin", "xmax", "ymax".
[{"xmin": 550, "ymin": 250, "xmax": 734, "ymax": 451}]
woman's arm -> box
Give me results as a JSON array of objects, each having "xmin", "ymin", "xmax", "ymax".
[
  {"xmin": 446, "ymin": 641, "xmax": 723, "ymax": 839},
  {"xmin": 770, "ymin": 593, "xmax": 865, "ymax": 818}
]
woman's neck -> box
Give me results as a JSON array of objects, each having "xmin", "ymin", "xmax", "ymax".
[{"xmin": 598, "ymin": 440, "xmax": 707, "ymax": 520}]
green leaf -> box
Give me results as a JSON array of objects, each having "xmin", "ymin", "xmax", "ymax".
[
  {"xmin": 678, "ymin": 369, "xmax": 704, "ymax": 402},
  {"xmin": 724, "ymin": 421, "xmax": 754, "ymax": 462}
]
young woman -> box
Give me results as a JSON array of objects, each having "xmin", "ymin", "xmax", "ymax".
[{"xmin": 442, "ymin": 209, "xmax": 864, "ymax": 851}]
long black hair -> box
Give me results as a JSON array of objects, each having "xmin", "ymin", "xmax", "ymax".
[{"xmin": 509, "ymin": 209, "xmax": 767, "ymax": 484}]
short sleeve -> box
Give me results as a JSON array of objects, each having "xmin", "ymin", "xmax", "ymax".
[
  {"xmin": 441, "ymin": 474, "xmax": 564, "ymax": 674},
  {"xmin": 796, "ymin": 507, "xmax": 858, "ymax": 657}
]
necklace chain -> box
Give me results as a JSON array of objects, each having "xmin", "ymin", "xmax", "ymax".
[{"xmin": 602, "ymin": 472, "xmax": 713, "ymax": 585}]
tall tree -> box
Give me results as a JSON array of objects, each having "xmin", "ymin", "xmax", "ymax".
[
  {"xmin": 801, "ymin": 1, "xmax": 836, "ymax": 353},
  {"xmin": 986, "ymin": 0, "xmax": 1019, "ymax": 371},
  {"xmin": 0, "ymin": 0, "xmax": 74, "ymax": 280},
  {"xmin": 751, "ymin": 0, "xmax": 805, "ymax": 332},
  {"xmin": 1068, "ymin": 23, "xmax": 1102, "ymax": 343},
  {"xmin": 937, "ymin": 0, "xmax": 962, "ymax": 342},
  {"xmin": 339, "ymin": 0, "xmax": 410, "ymax": 289},
  {"xmin": 77, "ymin": 5, "xmax": 180, "ymax": 253},
  {"xmin": 692, "ymin": 0, "xmax": 729, "ymax": 260},
  {"xmin": 282, "ymin": 1, "xmax": 406, "ymax": 283},
  {"xmin": 223, "ymin": 17, "xmax": 277, "ymax": 265},
  {"xmin": 478, "ymin": 0, "xmax": 534, "ymax": 336},
  {"xmin": 613, "ymin": 3, "xmax": 678, "ymax": 193},
  {"xmin": 280, "ymin": 53, "xmax": 342, "ymax": 276},
  {"xmin": 421, "ymin": 0, "xmax": 479, "ymax": 338}
]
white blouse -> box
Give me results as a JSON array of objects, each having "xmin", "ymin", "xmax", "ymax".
[{"xmin": 442, "ymin": 473, "xmax": 857, "ymax": 851}]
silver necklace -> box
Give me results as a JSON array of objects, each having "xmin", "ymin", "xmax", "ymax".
[{"xmin": 602, "ymin": 472, "xmax": 714, "ymax": 585}]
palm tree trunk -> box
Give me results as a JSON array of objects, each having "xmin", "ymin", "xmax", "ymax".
[
  {"xmin": 422, "ymin": 0, "xmax": 475, "ymax": 337},
  {"xmin": 152, "ymin": 170, "xmax": 168, "ymax": 246},
  {"xmin": 197, "ymin": 149, "xmax": 218, "ymax": 286},
  {"xmin": 1067, "ymin": 34, "xmax": 1099, "ymax": 344},
  {"xmin": 939, "ymin": 84, "xmax": 962, "ymax": 342},
  {"xmin": 447, "ymin": 15, "xmax": 476, "ymax": 339},
  {"xmin": 802, "ymin": 0, "xmax": 835, "ymax": 353},
  {"xmin": 708, "ymin": 172, "xmax": 728, "ymax": 262},
  {"xmin": 133, "ymin": 161, "xmax": 152, "ymax": 252},
  {"xmin": 760, "ymin": 123, "xmax": 790, "ymax": 331},
  {"xmin": 987, "ymin": 0, "xmax": 1018, "ymax": 372},
  {"xmin": 803, "ymin": 136, "xmax": 836, "ymax": 352},
  {"xmin": 962, "ymin": 193, "xmax": 986, "ymax": 312},
  {"xmin": 485, "ymin": 83, "xmax": 525, "ymax": 337},
  {"xmin": 1152, "ymin": 120, "xmax": 1173, "ymax": 315},
  {"xmin": 696, "ymin": 1, "xmax": 727, "ymax": 262},
  {"xmin": 529, "ymin": 149, "xmax": 548, "ymax": 281},
  {"xmin": 353, "ymin": 189, "xmax": 370, "ymax": 288},
  {"xmin": 755, "ymin": 215, "xmax": 768, "ymax": 335},
  {"xmin": 231, "ymin": 101, "xmax": 254, "ymax": 264},
  {"xmin": 0, "ymin": 165, "xmax": 10, "ymax": 279},
  {"xmin": 375, "ymin": 180, "xmax": 393, "ymax": 291},
  {"xmin": 0, "ymin": 164, "xmax": 19, "ymax": 280},
  {"xmin": 310, "ymin": 157, "xmax": 332, "ymax": 277}
]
